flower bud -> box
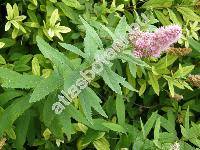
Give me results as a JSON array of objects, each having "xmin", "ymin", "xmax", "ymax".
[{"xmin": 187, "ymin": 75, "xmax": 200, "ymax": 88}]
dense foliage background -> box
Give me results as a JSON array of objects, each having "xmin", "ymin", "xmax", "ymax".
[{"xmin": 0, "ymin": 0, "xmax": 200, "ymax": 149}]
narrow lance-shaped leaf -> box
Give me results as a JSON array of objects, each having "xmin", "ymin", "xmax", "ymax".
[
  {"xmin": 116, "ymin": 94, "xmax": 125, "ymax": 126},
  {"xmin": 148, "ymin": 72, "xmax": 160, "ymax": 95},
  {"xmin": 0, "ymin": 95, "xmax": 32, "ymax": 137},
  {"xmin": 29, "ymin": 71, "xmax": 63, "ymax": 103},
  {"xmin": 0, "ymin": 67, "xmax": 41, "ymax": 89},
  {"xmin": 36, "ymin": 36, "xmax": 74, "ymax": 73}
]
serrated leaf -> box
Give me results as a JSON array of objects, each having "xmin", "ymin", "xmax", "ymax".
[
  {"xmin": 102, "ymin": 122, "xmax": 126, "ymax": 133},
  {"xmin": 114, "ymin": 16, "xmax": 129, "ymax": 40},
  {"xmin": 59, "ymin": 43, "xmax": 86, "ymax": 58},
  {"xmin": 36, "ymin": 36, "xmax": 73, "ymax": 73},
  {"xmin": 79, "ymin": 88, "xmax": 108, "ymax": 123},
  {"xmin": 29, "ymin": 72, "xmax": 63, "ymax": 103},
  {"xmin": 101, "ymin": 67, "xmax": 122, "ymax": 94},
  {"xmin": 118, "ymin": 53, "xmax": 150, "ymax": 67},
  {"xmin": 80, "ymin": 17, "xmax": 103, "ymax": 57},
  {"xmin": 0, "ymin": 67, "xmax": 41, "ymax": 89}
]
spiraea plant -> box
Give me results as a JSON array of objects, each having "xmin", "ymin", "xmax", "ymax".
[{"xmin": 0, "ymin": 0, "xmax": 200, "ymax": 150}]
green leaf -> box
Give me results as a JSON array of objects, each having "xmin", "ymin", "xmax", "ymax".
[
  {"xmin": 0, "ymin": 90, "xmax": 24, "ymax": 106},
  {"xmin": 138, "ymin": 79, "xmax": 146, "ymax": 96},
  {"xmin": 101, "ymin": 67, "xmax": 122, "ymax": 94},
  {"xmin": 154, "ymin": 10, "xmax": 171, "ymax": 26},
  {"xmin": 116, "ymin": 94, "xmax": 125, "ymax": 126},
  {"xmin": 79, "ymin": 88, "xmax": 107, "ymax": 123},
  {"xmin": 59, "ymin": 43, "xmax": 86, "ymax": 58},
  {"xmin": 13, "ymin": 4, "xmax": 19, "ymax": 18},
  {"xmin": 102, "ymin": 122, "xmax": 126, "ymax": 133},
  {"xmin": 168, "ymin": 79, "xmax": 175, "ymax": 97},
  {"xmin": 168, "ymin": 9, "xmax": 181, "ymax": 25},
  {"xmin": 128, "ymin": 63, "xmax": 137, "ymax": 78},
  {"xmin": 62, "ymin": 105, "xmax": 89, "ymax": 126},
  {"xmin": 118, "ymin": 53, "xmax": 150, "ymax": 68},
  {"xmin": 36, "ymin": 36, "xmax": 73, "ymax": 73},
  {"xmin": 0, "ymin": 38, "xmax": 16, "ymax": 48},
  {"xmin": 148, "ymin": 72, "xmax": 160, "ymax": 95},
  {"xmin": 29, "ymin": 71, "xmax": 63, "ymax": 103},
  {"xmin": 80, "ymin": 17, "xmax": 104, "ymax": 57},
  {"xmin": 93, "ymin": 137, "xmax": 110, "ymax": 150},
  {"xmin": 173, "ymin": 65, "xmax": 195, "ymax": 78},
  {"xmin": 189, "ymin": 38, "xmax": 200, "ymax": 53},
  {"xmin": 5, "ymin": 22, "xmax": 11, "ymax": 31},
  {"xmin": 181, "ymin": 0, "xmax": 196, "ymax": 5},
  {"xmin": 15, "ymin": 111, "xmax": 31, "ymax": 150},
  {"xmin": 0, "ymin": 95, "xmax": 32, "ymax": 137},
  {"xmin": 99, "ymin": 24, "xmax": 116, "ymax": 40},
  {"xmin": 56, "ymin": 2, "xmax": 79, "ymax": 22},
  {"xmin": 0, "ymin": 67, "xmax": 41, "ymax": 89},
  {"xmin": 142, "ymin": 0, "xmax": 173, "ymax": 8},
  {"xmin": 184, "ymin": 107, "xmax": 190, "ymax": 137},
  {"xmin": 102, "ymin": 66, "xmax": 136, "ymax": 95},
  {"xmin": 177, "ymin": 7, "xmax": 200, "ymax": 22},
  {"xmin": 114, "ymin": 16, "xmax": 129, "ymax": 40},
  {"xmin": 154, "ymin": 117, "xmax": 161, "ymax": 140},
  {"xmin": 6, "ymin": 3, "xmax": 13, "ymax": 20},
  {"xmin": 62, "ymin": 0, "xmax": 82, "ymax": 9},
  {"xmin": 0, "ymin": 55, "xmax": 6, "ymax": 64},
  {"xmin": 12, "ymin": 28, "xmax": 19, "ymax": 39},
  {"xmin": 50, "ymin": 9, "xmax": 59, "ymax": 26},
  {"xmin": 81, "ymin": 129, "xmax": 104, "ymax": 146},
  {"xmin": 144, "ymin": 112, "xmax": 158, "ymax": 138},
  {"xmin": 155, "ymin": 54, "xmax": 178, "ymax": 69}
]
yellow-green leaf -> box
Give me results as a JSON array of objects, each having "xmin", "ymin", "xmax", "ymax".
[
  {"xmin": 32, "ymin": 57, "xmax": 40, "ymax": 76},
  {"xmin": 177, "ymin": 7, "xmax": 200, "ymax": 22},
  {"xmin": 148, "ymin": 72, "xmax": 160, "ymax": 95},
  {"xmin": 0, "ymin": 42, "xmax": 5, "ymax": 49},
  {"xmin": 0, "ymin": 55, "xmax": 6, "ymax": 64},
  {"xmin": 6, "ymin": 3, "xmax": 13, "ymax": 20}
]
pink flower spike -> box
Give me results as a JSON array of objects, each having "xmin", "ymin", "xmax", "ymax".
[{"xmin": 128, "ymin": 25, "xmax": 182, "ymax": 58}]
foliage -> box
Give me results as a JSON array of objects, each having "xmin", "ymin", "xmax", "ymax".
[{"xmin": 0, "ymin": 0, "xmax": 200, "ymax": 149}]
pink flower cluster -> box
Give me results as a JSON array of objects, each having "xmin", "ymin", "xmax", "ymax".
[{"xmin": 128, "ymin": 25, "xmax": 182, "ymax": 58}]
